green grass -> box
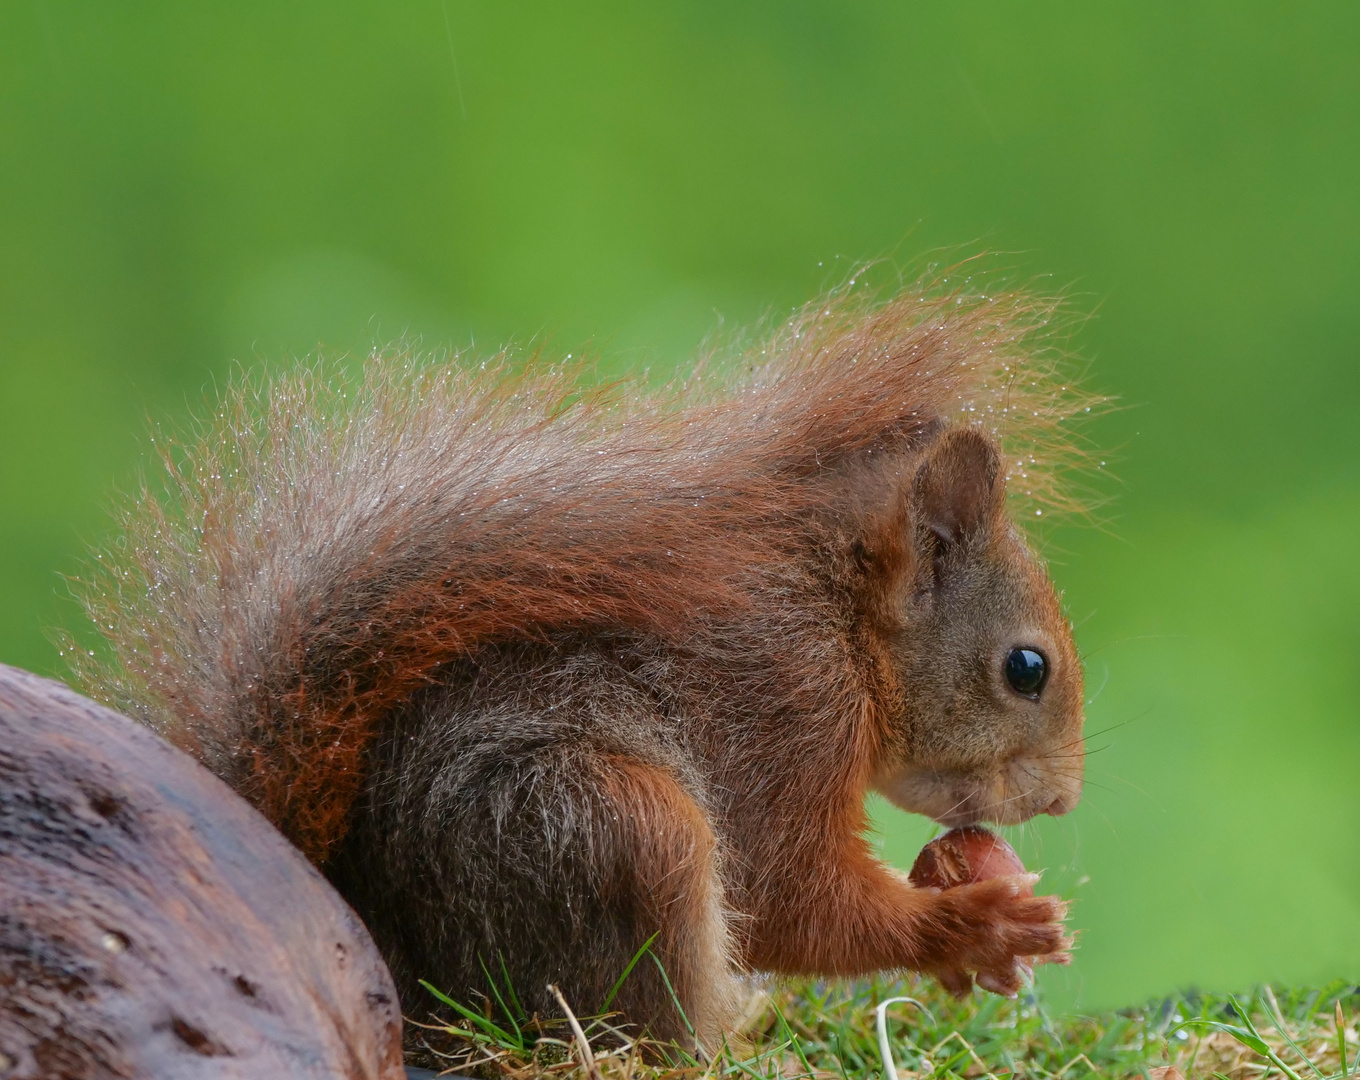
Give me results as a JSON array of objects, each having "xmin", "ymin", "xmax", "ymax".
[{"xmin": 408, "ymin": 976, "xmax": 1360, "ymax": 1080}]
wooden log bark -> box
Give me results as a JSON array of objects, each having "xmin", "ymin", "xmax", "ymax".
[{"xmin": 0, "ymin": 663, "xmax": 405, "ymax": 1080}]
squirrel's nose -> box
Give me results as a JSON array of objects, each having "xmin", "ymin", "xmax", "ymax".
[{"xmin": 1043, "ymin": 795, "xmax": 1073, "ymax": 817}]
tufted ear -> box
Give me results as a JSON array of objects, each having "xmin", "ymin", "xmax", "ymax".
[{"xmin": 911, "ymin": 427, "xmax": 1005, "ymax": 544}]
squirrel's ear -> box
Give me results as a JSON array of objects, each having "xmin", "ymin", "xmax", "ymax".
[{"xmin": 911, "ymin": 428, "xmax": 1004, "ymax": 543}]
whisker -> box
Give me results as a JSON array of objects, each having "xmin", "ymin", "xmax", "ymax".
[
  {"xmin": 1079, "ymin": 717, "xmax": 1140, "ymax": 741},
  {"xmin": 1078, "ymin": 632, "xmax": 1184, "ymax": 661},
  {"xmin": 936, "ymin": 790, "xmax": 977, "ymax": 821},
  {"xmin": 1086, "ymin": 771, "xmax": 1155, "ymax": 799},
  {"xmin": 1083, "ymin": 660, "xmax": 1110, "ymax": 708},
  {"xmin": 1039, "ymin": 746, "xmax": 1092, "ymax": 760},
  {"xmin": 1081, "ymin": 793, "xmax": 1121, "ymax": 836},
  {"xmin": 1070, "ymin": 608, "xmax": 1099, "ymax": 633}
]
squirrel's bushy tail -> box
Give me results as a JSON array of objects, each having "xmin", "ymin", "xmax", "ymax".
[{"xmin": 69, "ymin": 275, "xmax": 1099, "ymax": 863}]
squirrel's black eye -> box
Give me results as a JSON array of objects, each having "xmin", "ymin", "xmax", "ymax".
[{"xmin": 1004, "ymin": 647, "xmax": 1048, "ymax": 697}]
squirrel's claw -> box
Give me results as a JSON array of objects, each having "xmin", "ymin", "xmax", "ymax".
[{"xmin": 919, "ymin": 876, "xmax": 1072, "ymax": 997}]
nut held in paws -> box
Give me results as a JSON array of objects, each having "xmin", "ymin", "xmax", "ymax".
[{"xmin": 907, "ymin": 825, "xmax": 1030, "ymax": 893}]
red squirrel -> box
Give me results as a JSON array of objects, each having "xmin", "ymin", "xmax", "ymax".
[{"xmin": 71, "ymin": 281, "xmax": 1092, "ymax": 1049}]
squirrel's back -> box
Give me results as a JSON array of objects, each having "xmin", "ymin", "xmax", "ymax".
[{"xmin": 70, "ymin": 277, "xmax": 1094, "ymax": 867}]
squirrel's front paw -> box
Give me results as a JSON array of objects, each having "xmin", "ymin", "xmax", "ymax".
[{"xmin": 921, "ymin": 874, "xmax": 1072, "ymax": 997}]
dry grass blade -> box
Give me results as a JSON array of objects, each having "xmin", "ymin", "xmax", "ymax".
[{"xmin": 550, "ymin": 984, "xmax": 604, "ymax": 1080}]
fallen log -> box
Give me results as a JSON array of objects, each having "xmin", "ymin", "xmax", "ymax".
[{"xmin": 0, "ymin": 663, "xmax": 405, "ymax": 1080}]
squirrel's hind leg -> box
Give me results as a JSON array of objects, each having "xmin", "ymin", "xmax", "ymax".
[
  {"xmin": 332, "ymin": 741, "xmax": 743, "ymax": 1054},
  {"xmin": 595, "ymin": 756, "xmax": 746, "ymax": 1053}
]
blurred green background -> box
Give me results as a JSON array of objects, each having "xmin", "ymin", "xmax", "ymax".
[{"xmin": 2, "ymin": 2, "xmax": 1358, "ymax": 1011}]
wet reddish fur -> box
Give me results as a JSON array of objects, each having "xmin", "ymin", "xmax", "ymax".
[
  {"xmin": 596, "ymin": 758, "xmax": 737, "ymax": 1043},
  {"xmin": 72, "ymin": 272, "xmax": 1096, "ymax": 963},
  {"xmin": 726, "ymin": 693, "xmax": 1067, "ymax": 981}
]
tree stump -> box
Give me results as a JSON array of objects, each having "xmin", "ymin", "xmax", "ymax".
[{"xmin": 0, "ymin": 663, "xmax": 405, "ymax": 1080}]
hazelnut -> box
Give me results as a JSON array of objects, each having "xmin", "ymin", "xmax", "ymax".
[{"xmin": 907, "ymin": 825, "xmax": 1030, "ymax": 893}]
